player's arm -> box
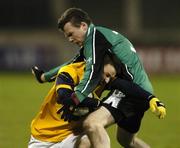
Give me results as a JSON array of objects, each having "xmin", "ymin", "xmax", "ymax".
[
  {"xmin": 56, "ymin": 73, "xmax": 100, "ymax": 108},
  {"xmin": 109, "ymin": 78, "xmax": 152, "ymax": 100},
  {"xmin": 31, "ymin": 50, "xmax": 83, "ymax": 83},
  {"xmin": 55, "ymin": 71, "xmax": 75, "ymax": 104},
  {"xmin": 109, "ymin": 78, "xmax": 166, "ymax": 119},
  {"xmin": 55, "ymin": 65, "xmax": 100, "ymax": 107},
  {"xmin": 55, "ymin": 69, "xmax": 100, "ymax": 122},
  {"xmin": 31, "ymin": 65, "xmax": 64, "ymax": 83}
]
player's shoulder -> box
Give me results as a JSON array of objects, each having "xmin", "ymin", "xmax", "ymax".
[
  {"xmin": 58, "ymin": 64, "xmax": 75, "ymax": 75},
  {"xmin": 57, "ymin": 62, "xmax": 85, "ymax": 83}
]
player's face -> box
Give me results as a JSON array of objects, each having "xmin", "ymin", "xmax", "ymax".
[
  {"xmin": 103, "ymin": 64, "xmax": 116, "ymax": 83},
  {"xmin": 63, "ymin": 22, "xmax": 88, "ymax": 47}
]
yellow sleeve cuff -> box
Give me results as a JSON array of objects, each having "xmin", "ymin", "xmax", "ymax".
[{"xmin": 56, "ymin": 84, "xmax": 72, "ymax": 92}]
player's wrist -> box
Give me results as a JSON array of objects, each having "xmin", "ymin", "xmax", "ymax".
[
  {"xmin": 71, "ymin": 92, "xmax": 80, "ymax": 105},
  {"xmin": 41, "ymin": 74, "xmax": 46, "ymax": 82},
  {"xmin": 75, "ymin": 91, "xmax": 86, "ymax": 102},
  {"xmin": 36, "ymin": 72, "xmax": 44, "ymax": 83},
  {"xmin": 147, "ymin": 95, "xmax": 156, "ymax": 101},
  {"xmin": 31, "ymin": 66, "xmax": 44, "ymax": 83}
]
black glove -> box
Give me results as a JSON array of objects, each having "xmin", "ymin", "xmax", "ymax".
[
  {"xmin": 57, "ymin": 92, "xmax": 80, "ymax": 122},
  {"xmin": 57, "ymin": 105, "xmax": 80, "ymax": 122},
  {"xmin": 56, "ymin": 90, "xmax": 80, "ymax": 122},
  {"xmin": 31, "ymin": 66, "xmax": 44, "ymax": 83},
  {"xmin": 78, "ymin": 97, "xmax": 101, "ymax": 112},
  {"xmin": 60, "ymin": 96, "xmax": 100, "ymax": 112},
  {"xmin": 58, "ymin": 97, "xmax": 101, "ymax": 122},
  {"xmin": 59, "ymin": 92, "xmax": 80, "ymax": 107}
]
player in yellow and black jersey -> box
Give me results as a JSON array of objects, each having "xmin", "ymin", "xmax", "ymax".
[{"xmin": 29, "ymin": 62, "xmax": 100, "ymax": 148}]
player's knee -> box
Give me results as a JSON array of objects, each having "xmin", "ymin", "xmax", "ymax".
[
  {"xmin": 117, "ymin": 138, "xmax": 138, "ymax": 148},
  {"xmin": 117, "ymin": 136, "xmax": 150, "ymax": 148},
  {"xmin": 77, "ymin": 135, "xmax": 91, "ymax": 148},
  {"xmin": 83, "ymin": 118, "xmax": 103, "ymax": 133}
]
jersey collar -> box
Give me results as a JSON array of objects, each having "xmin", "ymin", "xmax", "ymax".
[{"xmin": 83, "ymin": 23, "xmax": 95, "ymax": 44}]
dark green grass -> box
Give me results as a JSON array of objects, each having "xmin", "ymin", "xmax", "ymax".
[{"xmin": 0, "ymin": 73, "xmax": 179, "ymax": 148}]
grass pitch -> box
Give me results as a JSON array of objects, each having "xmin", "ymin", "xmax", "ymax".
[{"xmin": 0, "ymin": 73, "xmax": 179, "ymax": 148}]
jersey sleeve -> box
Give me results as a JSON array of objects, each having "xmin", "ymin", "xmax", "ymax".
[
  {"xmin": 55, "ymin": 66, "xmax": 77, "ymax": 103},
  {"xmin": 55, "ymin": 65, "xmax": 78, "ymax": 91},
  {"xmin": 44, "ymin": 49, "xmax": 84, "ymax": 82}
]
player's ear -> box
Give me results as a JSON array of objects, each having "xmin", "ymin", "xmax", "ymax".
[{"xmin": 81, "ymin": 22, "xmax": 88, "ymax": 31}]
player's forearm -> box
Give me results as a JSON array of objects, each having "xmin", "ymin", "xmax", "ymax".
[
  {"xmin": 57, "ymin": 88, "xmax": 73, "ymax": 104},
  {"xmin": 110, "ymin": 78, "xmax": 154, "ymax": 101},
  {"xmin": 56, "ymin": 72, "xmax": 74, "ymax": 103},
  {"xmin": 44, "ymin": 66, "xmax": 61, "ymax": 82},
  {"xmin": 44, "ymin": 51, "xmax": 82, "ymax": 82}
]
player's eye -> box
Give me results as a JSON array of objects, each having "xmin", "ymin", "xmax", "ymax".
[
  {"xmin": 67, "ymin": 33, "xmax": 73, "ymax": 37},
  {"xmin": 65, "ymin": 32, "xmax": 72, "ymax": 38},
  {"xmin": 106, "ymin": 73, "xmax": 111, "ymax": 77}
]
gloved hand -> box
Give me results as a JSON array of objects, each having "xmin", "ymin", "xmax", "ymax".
[
  {"xmin": 57, "ymin": 105, "xmax": 80, "ymax": 122},
  {"xmin": 61, "ymin": 92, "xmax": 80, "ymax": 106},
  {"xmin": 78, "ymin": 97, "xmax": 101, "ymax": 112},
  {"xmin": 57, "ymin": 92, "xmax": 80, "ymax": 122},
  {"xmin": 149, "ymin": 97, "xmax": 166, "ymax": 119},
  {"xmin": 58, "ymin": 97, "xmax": 101, "ymax": 122},
  {"xmin": 31, "ymin": 66, "xmax": 44, "ymax": 83}
]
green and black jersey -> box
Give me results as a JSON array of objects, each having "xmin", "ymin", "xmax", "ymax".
[{"xmin": 45, "ymin": 23, "xmax": 153, "ymax": 102}]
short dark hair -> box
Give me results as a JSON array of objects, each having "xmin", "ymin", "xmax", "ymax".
[{"xmin": 58, "ymin": 8, "xmax": 92, "ymax": 31}]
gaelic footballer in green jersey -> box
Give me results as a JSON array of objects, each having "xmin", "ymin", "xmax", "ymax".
[{"xmin": 35, "ymin": 8, "xmax": 153, "ymax": 106}]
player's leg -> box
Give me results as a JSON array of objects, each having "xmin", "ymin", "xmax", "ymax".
[
  {"xmin": 82, "ymin": 89, "xmax": 126, "ymax": 148},
  {"xmin": 115, "ymin": 109, "xmax": 150, "ymax": 148},
  {"xmin": 75, "ymin": 135, "xmax": 91, "ymax": 148},
  {"xmin": 116, "ymin": 126, "xmax": 150, "ymax": 148},
  {"xmin": 83, "ymin": 106, "xmax": 115, "ymax": 148}
]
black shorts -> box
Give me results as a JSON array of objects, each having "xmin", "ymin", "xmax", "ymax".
[{"xmin": 102, "ymin": 90, "xmax": 149, "ymax": 133}]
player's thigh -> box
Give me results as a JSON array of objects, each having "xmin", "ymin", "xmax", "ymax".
[
  {"xmin": 84, "ymin": 106, "xmax": 115, "ymax": 127},
  {"xmin": 116, "ymin": 126, "xmax": 136, "ymax": 145}
]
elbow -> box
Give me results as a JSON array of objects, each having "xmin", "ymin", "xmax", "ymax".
[{"xmin": 56, "ymin": 88, "xmax": 73, "ymax": 104}]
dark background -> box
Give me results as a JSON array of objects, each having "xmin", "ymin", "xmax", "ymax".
[{"xmin": 0, "ymin": 0, "xmax": 180, "ymax": 72}]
